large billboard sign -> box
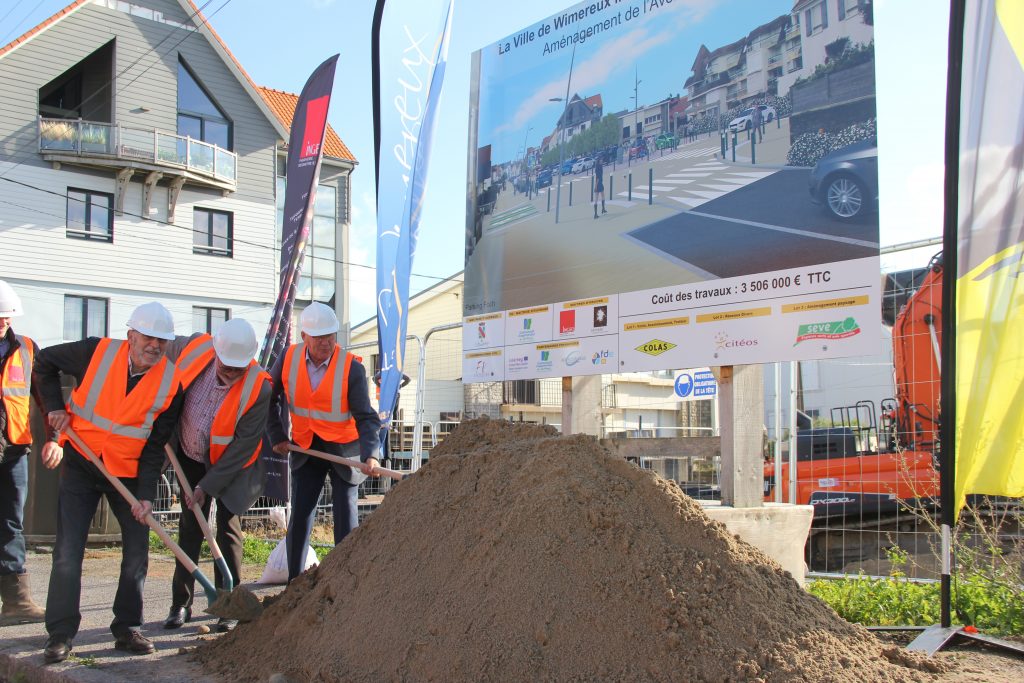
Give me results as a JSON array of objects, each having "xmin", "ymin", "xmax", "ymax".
[{"xmin": 463, "ymin": 0, "xmax": 882, "ymax": 381}]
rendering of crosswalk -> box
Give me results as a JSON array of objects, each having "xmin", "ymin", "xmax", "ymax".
[{"xmin": 615, "ymin": 155, "xmax": 776, "ymax": 208}]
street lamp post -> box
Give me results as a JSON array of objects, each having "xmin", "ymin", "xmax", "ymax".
[
  {"xmin": 553, "ymin": 45, "xmax": 576, "ymax": 225},
  {"xmin": 632, "ymin": 67, "xmax": 642, "ymax": 166},
  {"xmin": 521, "ymin": 125, "xmax": 533, "ymax": 197}
]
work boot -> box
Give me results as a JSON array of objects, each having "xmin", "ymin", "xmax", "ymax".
[
  {"xmin": 215, "ymin": 618, "xmax": 238, "ymax": 633},
  {"xmin": 162, "ymin": 605, "xmax": 191, "ymax": 629},
  {"xmin": 43, "ymin": 635, "xmax": 72, "ymax": 664},
  {"xmin": 0, "ymin": 572, "xmax": 45, "ymax": 624},
  {"xmin": 113, "ymin": 630, "xmax": 156, "ymax": 655}
]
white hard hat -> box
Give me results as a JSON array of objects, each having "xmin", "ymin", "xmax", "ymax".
[
  {"xmin": 213, "ymin": 318, "xmax": 258, "ymax": 368},
  {"xmin": 0, "ymin": 280, "xmax": 23, "ymax": 317},
  {"xmin": 126, "ymin": 301, "xmax": 175, "ymax": 340},
  {"xmin": 299, "ymin": 302, "xmax": 339, "ymax": 336}
]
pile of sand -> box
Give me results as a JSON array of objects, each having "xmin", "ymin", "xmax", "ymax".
[{"xmin": 196, "ymin": 417, "xmax": 942, "ymax": 682}]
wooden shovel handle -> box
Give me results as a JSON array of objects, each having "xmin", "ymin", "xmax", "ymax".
[
  {"xmin": 291, "ymin": 445, "xmax": 406, "ymax": 481},
  {"xmin": 64, "ymin": 427, "xmax": 198, "ymax": 573}
]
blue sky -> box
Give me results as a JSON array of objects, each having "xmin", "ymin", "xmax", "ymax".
[{"xmin": 6, "ymin": 0, "xmax": 950, "ymax": 324}]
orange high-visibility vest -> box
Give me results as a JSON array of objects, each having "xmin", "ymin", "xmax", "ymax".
[
  {"xmin": 177, "ymin": 334, "xmax": 269, "ymax": 467},
  {"xmin": 1, "ymin": 334, "xmax": 34, "ymax": 445},
  {"xmin": 282, "ymin": 343, "xmax": 359, "ymax": 448},
  {"xmin": 65, "ymin": 338, "xmax": 178, "ymax": 477}
]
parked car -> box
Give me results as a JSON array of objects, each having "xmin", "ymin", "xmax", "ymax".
[
  {"xmin": 728, "ymin": 104, "xmax": 777, "ymax": 132},
  {"xmin": 536, "ymin": 169, "xmax": 553, "ymax": 188},
  {"xmin": 655, "ymin": 133, "xmax": 677, "ymax": 149},
  {"xmin": 561, "ymin": 159, "xmax": 574, "ymax": 175},
  {"xmin": 808, "ymin": 138, "xmax": 878, "ymax": 221},
  {"xmin": 629, "ymin": 141, "xmax": 648, "ymax": 160},
  {"xmin": 572, "ymin": 157, "xmax": 595, "ymax": 174}
]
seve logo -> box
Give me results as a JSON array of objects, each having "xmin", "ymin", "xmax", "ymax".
[
  {"xmin": 794, "ymin": 318, "xmax": 861, "ymax": 345},
  {"xmin": 300, "ymin": 95, "xmax": 330, "ymax": 160},
  {"xmin": 635, "ymin": 339, "xmax": 676, "ymax": 356},
  {"xmin": 559, "ymin": 310, "xmax": 575, "ymax": 334}
]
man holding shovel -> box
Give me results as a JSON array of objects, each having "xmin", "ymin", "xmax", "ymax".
[
  {"xmin": 0, "ymin": 281, "xmax": 46, "ymax": 626},
  {"xmin": 268, "ymin": 302, "xmax": 381, "ymax": 582},
  {"xmin": 161, "ymin": 319, "xmax": 270, "ymax": 633},
  {"xmin": 33, "ymin": 302, "xmax": 183, "ymax": 664}
]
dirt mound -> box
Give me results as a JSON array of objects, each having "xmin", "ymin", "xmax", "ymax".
[{"xmin": 195, "ymin": 417, "xmax": 943, "ymax": 682}]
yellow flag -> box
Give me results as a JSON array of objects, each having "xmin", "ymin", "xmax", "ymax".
[{"xmin": 954, "ymin": 0, "xmax": 1024, "ymax": 516}]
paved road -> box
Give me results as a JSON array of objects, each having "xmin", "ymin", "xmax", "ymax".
[
  {"xmin": 0, "ymin": 549, "xmax": 284, "ymax": 683},
  {"xmin": 627, "ymin": 168, "xmax": 879, "ymax": 278}
]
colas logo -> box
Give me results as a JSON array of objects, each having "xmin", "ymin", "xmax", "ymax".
[
  {"xmin": 635, "ymin": 339, "xmax": 676, "ymax": 356},
  {"xmin": 794, "ymin": 317, "xmax": 861, "ymax": 345}
]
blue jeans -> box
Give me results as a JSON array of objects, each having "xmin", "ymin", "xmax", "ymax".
[
  {"xmin": 0, "ymin": 450, "xmax": 28, "ymax": 575},
  {"xmin": 45, "ymin": 458, "xmax": 150, "ymax": 640},
  {"xmin": 286, "ymin": 438, "xmax": 358, "ymax": 581}
]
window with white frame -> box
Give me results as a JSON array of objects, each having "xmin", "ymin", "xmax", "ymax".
[
  {"xmin": 63, "ymin": 295, "xmax": 108, "ymax": 340},
  {"xmin": 193, "ymin": 306, "xmax": 229, "ymax": 334},
  {"xmin": 66, "ymin": 188, "xmax": 113, "ymax": 241},
  {"xmin": 805, "ymin": 2, "xmax": 828, "ymax": 36}
]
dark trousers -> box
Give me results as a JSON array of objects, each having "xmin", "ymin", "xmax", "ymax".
[
  {"xmin": 286, "ymin": 437, "xmax": 358, "ymax": 581},
  {"xmin": 170, "ymin": 455, "xmax": 242, "ymax": 609},
  {"xmin": 46, "ymin": 457, "xmax": 149, "ymax": 640},
  {"xmin": 0, "ymin": 450, "xmax": 28, "ymax": 575}
]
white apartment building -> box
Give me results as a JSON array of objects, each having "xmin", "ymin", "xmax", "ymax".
[
  {"xmin": 0, "ymin": 0, "xmax": 354, "ymax": 349},
  {"xmin": 777, "ymin": 0, "xmax": 875, "ymax": 95}
]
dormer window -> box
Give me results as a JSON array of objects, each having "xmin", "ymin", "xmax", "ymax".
[{"xmin": 177, "ymin": 58, "xmax": 232, "ymax": 150}]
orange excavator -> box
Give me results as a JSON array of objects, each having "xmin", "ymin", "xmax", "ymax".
[{"xmin": 762, "ymin": 253, "xmax": 943, "ymax": 520}]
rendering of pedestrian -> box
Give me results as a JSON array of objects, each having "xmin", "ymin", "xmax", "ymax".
[
  {"xmin": 751, "ymin": 104, "xmax": 763, "ymax": 143},
  {"xmin": 593, "ymin": 157, "xmax": 606, "ymax": 219},
  {"xmin": 0, "ymin": 280, "xmax": 45, "ymax": 627},
  {"xmin": 268, "ymin": 302, "xmax": 381, "ymax": 583},
  {"xmin": 161, "ymin": 319, "xmax": 270, "ymax": 634},
  {"xmin": 34, "ymin": 302, "xmax": 184, "ymax": 664}
]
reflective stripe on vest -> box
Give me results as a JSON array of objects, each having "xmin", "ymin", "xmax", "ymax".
[
  {"xmin": 282, "ymin": 344, "xmax": 359, "ymax": 447},
  {"xmin": 65, "ymin": 339, "xmax": 178, "ymax": 476},
  {"xmin": 1, "ymin": 335, "xmax": 34, "ymax": 445},
  {"xmin": 176, "ymin": 335, "xmax": 215, "ymax": 388},
  {"xmin": 285, "ymin": 344, "xmax": 352, "ymax": 423},
  {"xmin": 209, "ymin": 362, "xmax": 269, "ymax": 467}
]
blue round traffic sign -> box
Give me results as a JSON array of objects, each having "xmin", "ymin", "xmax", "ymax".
[{"xmin": 674, "ymin": 373, "xmax": 693, "ymax": 398}]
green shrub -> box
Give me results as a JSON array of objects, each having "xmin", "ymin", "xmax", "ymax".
[{"xmin": 786, "ymin": 119, "xmax": 876, "ymax": 167}]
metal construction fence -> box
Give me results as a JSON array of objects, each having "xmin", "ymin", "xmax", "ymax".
[{"xmin": 152, "ymin": 258, "xmax": 1020, "ymax": 587}]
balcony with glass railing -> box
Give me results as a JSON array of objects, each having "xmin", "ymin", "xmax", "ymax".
[{"xmin": 38, "ymin": 117, "xmax": 237, "ymax": 189}]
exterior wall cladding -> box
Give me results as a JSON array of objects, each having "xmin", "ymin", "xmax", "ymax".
[{"xmin": 0, "ymin": 0, "xmax": 283, "ymax": 348}]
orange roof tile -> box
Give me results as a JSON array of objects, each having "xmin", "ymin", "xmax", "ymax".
[
  {"xmin": 256, "ymin": 86, "xmax": 355, "ymax": 163},
  {"xmin": 0, "ymin": 0, "xmax": 88, "ymax": 59}
]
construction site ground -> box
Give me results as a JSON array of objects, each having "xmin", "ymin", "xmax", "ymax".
[{"xmin": 2, "ymin": 546, "xmax": 1023, "ymax": 682}]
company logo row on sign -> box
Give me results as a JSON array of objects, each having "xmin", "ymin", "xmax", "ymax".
[{"xmin": 462, "ymin": 315, "xmax": 867, "ymax": 383}]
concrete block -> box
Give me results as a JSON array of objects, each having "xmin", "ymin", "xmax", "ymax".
[{"xmin": 701, "ymin": 502, "xmax": 814, "ymax": 585}]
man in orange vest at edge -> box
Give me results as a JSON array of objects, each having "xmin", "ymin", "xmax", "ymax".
[
  {"xmin": 268, "ymin": 302, "xmax": 381, "ymax": 582},
  {"xmin": 162, "ymin": 318, "xmax": 270, "ymax": 632},
  {"xmin": 0, "ymin": 280, "xmax": 46, "ymax": 626},
  {"xmin": 33, "ymin": 302, "xmax": 184, "ymax": 664}
]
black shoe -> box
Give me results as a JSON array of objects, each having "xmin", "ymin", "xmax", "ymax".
[
  {"xmin": 215, "ymin": 618, "xmax": 238, "ymax": 633},
  {"xmin": 162, "ymin": 605, "xmax": 191, "ymax": 630},
  {"xmin": 43, "ymin": 636, "xmax": 71, "ymax": 664},
  {"xmin": 113, "ymin": 631, "xmax": 156, "ymax": 655}
]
